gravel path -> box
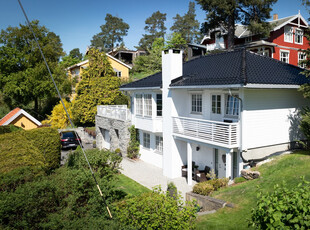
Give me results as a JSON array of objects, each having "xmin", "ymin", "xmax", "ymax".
[{"xmin": 120, "ymin": 157, "xmax": 196, "ymax": 201}]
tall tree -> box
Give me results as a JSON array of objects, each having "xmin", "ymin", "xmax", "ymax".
[
  {"xmin": 91, "ymin": 14, "xmax": 130, "ymax": 51},
  {"xmin": 165, "ymin": 33, "xmax": 187, "ymax": 50},
  {"xmin": 0, "ymin": 20, "xmax": 71, "ymax": 113},
  {"xmin": 72, "ymin": 48, "xmax": 125, "ymax": 125},
  {"xmin": 133, "ymin": 38, "xmax": 165, "ymax": 74},
  {"xmin": 138, "ymin": 11, "xmax": 167, "ymax": 50},
  {"xmin": 69, "ymin": 48, "xmax": 83, "ymax": 60},
  {"xmin": 171, "ymin": 2, "xmax": 201, "ymax": 43},
  {"xmin": 196, "ymin": 0, "xmax": 277, "ymax": 49}
]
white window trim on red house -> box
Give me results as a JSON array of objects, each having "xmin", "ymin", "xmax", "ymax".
[{"xmin": 280, "ymin": 50, "xmax": 290, "ymax": 63}]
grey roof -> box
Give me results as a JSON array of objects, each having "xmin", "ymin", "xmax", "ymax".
[{"xmin": 120, "ymin": 49, "xmax": 309, "ymax": 89}]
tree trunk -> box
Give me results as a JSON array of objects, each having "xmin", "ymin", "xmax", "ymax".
[
  {"xmin": 34, "ymin": 97, "xmax": 38, "ymax": 112},
  {"xmin": 227, "ymin": 14, "xmax": 235, "ymax": 50}
]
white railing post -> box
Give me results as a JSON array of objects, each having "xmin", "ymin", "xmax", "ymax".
[{"xmin": 228, "ymin": 124, "xmax": 232, "ymax": 146}]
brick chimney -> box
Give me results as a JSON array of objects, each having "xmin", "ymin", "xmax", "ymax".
[{"xmin": 273, "ymin": 14, "xmax": 278, "ymax": 20}]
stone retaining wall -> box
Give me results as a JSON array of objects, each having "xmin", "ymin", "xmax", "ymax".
[
  {"xmin": 186, "ymin": 192, "xmax": 233, "ymax": 212},
  {"xmin": 95, "ymin": 115, "xmax": 131, "ymax": 156}
]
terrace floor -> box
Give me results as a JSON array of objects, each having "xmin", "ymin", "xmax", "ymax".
[{"xmin": 120, "ymin": 157, "xmax": 195, "ymax": 201}]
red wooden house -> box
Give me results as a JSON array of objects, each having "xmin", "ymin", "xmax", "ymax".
[{"xmin": 189, "ymin": 13, "xmax": 308, "ymax": 67}]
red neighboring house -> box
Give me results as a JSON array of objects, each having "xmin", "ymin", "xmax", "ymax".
[{"xmin": 192, "ymin": 13, "xmax": 308, "ymax": 67}]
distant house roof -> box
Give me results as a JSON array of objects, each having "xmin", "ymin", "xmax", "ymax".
[
  {"xmin": 66, "ymin": 53, "xmax": 132, "ymax": 71},
  {"xmin": 120, "ymin": 49, "xmax": 309, "ymax": 90},
  {"xmin": 0, "ymin": 108, "xmax": 41, "ymax": 126}
]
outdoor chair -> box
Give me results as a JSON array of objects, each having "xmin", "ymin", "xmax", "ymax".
[{"xmin": 181, "ymin": 161, "xmax": 196, "ymax": 177}]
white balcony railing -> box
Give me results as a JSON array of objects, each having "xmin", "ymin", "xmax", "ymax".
[
  {"xmin": 172, "ymin": 116, "xmax": 239, "ymax": 148},
  {"xmin": 206, "ymin": 42, "xmax": 225, "ymax": 51},
  {"xmin": 97, "ymin": 105, "xmax": 131, "ymax": 121}
]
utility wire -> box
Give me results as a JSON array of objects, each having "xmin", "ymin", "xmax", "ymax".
[{"xmin": 17, "ymin": 0, "xmax": 112, "ymax": 219}]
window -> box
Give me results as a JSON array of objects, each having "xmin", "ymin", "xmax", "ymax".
[
  {"xmin": 212, "ymin": 95, "xmax": 221, "ymax": 114},
  {"xmin": 280, "ymin": 50, "xmax": 289, "ymax": 63},
  {"xmin": 144, "ymin": 94, "xmax": 152, "ymax": 117},
  {"xmin": 225, "ymin": 95, "xmax": 239, "ymax": 116},
  {"xmin": 136, "ymin": 94, "xmax": 143, "ymax": 116},
  {"xmin": 156, "ymin": 94, "xmax": 162, "ymax": 116},
  {"xmin": 284, "ymin": 26, "xmax": 293, "ymax": 43},
  {"xmin": 257, "ymin": 49, "xmax": 269, "ymax": 57},
  {"xmin": 191, "ymin": 94, "xmax": 202, "ymax": 113},
  {"xmin": 295, "ymin": 29, "xmax": 303, "ymax": 44},
  {"xmin": 115, "ymin": 71, "xmax": 122, "ymax": 77},
  {"xmin": 155, "ymin": 136, "xmax": 163, "ymax": 153},
  {"xmin": 143, "ymin": 133, "xmax": 150, "ymax": 149},
  {"xmin": 245, "ymin": 36, "xmax": 252, "ymax": 43},
  {"xmin": 298, "ymin": 52, "xmax": 307, "ymax": 68}
]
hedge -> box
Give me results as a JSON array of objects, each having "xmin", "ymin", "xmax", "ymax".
[
  {"xmin": 0, "ymin": 125, "xmax": 22, "ymax": 135},
  {"xmin": 0, "ymin": 127, "xmax": 61, "ymax": 174}
]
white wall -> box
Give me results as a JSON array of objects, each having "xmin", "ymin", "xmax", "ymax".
[
  {"xmin": 171, "ymin": 88, "xmax": 240, "ymax": 122},
  {"xmin": 242, "ymin": 88, "xmax": 307, "ymax": 151},
  {"xmin": 131, "ymin": 90, "xmax": 163, "ymax": 133},
  {"xmin": 139, "ymin": 130, "xmax": 163, "ymax": 168}
]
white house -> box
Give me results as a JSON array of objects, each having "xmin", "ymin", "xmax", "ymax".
[{"xmin": 96, "ymin": 49, "xmax": 309, "ymax": 185}]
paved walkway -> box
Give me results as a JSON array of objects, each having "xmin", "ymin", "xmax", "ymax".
[{"xmin": 120, "ymin": 158, "xmax": 196, "ymax": 200}]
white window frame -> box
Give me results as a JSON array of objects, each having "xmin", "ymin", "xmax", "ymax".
[
  {"xmin": 155, "ymin": 135, "xmax": 163, "ymax": 153},
  {"xmin": 284, "ymin": 26, "xmax": 293, "ymax": 43},
  {"xmin": 212, "ymin": 95, "xmax": 221, "ymax": 114},
  {"xmin": 115, "ymin": 71, "xmax": 122, "ymax": 77},
  {"xmin": 191, "ymin": 93, "xmax": 202, "ymax": 114},
  {"xmin": 280, "ymin": 50, "xmax": 290, "ymax": 64},
  {"xmin": 257, "ymin": 48, "xmax": 269, "ymax": 57},
  {"xmin": 225, "ymin": 95, "xmax": 239, "ymax": 117},
  {"xmin": 298, "ymin": 52, "xmax": 307, "ymax": 68},
  {"xmin": 143, "ymin": 94, "xmax": 152, "ymax": 117},
  {"xmin": 136, "ymin": 94, "xmax": 143, "ymax": 116},
  {"xmin": 143, "ymin": 132, "xmax": 150, "ymax": 149},
  {"xmin": 295, "ymin": 28, "xmax": 303, "ymax": 45}
]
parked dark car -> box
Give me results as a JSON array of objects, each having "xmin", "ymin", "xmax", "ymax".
[{"xmin": 60, "ymin": 130, "xmax": 82, "ymax": 149}]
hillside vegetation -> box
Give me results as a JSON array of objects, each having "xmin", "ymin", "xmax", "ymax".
[{"xmin": 197, "ymin": 151, "xmax": 310, "ymax": 229}]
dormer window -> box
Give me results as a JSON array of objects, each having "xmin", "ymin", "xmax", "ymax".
[
  {"xmin": 295, "ymin": 29, "xmax": 303, "ymax": 44},
  {"xmin": 284, "ymin": 26, "xmax": 293, "ymax": 43}
]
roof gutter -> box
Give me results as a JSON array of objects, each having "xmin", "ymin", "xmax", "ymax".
[{"xmin": 169, "ymin": 84, "xmax": 243, "ymax": 89}]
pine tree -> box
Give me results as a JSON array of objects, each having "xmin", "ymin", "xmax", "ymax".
[
  {"xmin": 196, "ymin": 0, "xmax": 277, "ymax": 49},
  {"xmin": 138, "ymin": 11, "xmax": 167, "ymax": 50},
  {"xmin": 91, "ymin": 14, "xmax": 129, "ymax": 51},
  {"xmin": 170, "ymin": 2, "xmax": 201, "ymax": 43}
]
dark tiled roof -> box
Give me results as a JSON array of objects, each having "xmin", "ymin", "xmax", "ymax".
[
  {"xmin": 120, "ymin": 72, "xmax": 162, "ymax": 89},
  {"xmin": 121, "ymin": 49, "xmax": 309, "ymax": 89}
]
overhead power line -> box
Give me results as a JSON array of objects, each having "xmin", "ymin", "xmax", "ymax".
[{"xmin": 17, "ymin": 0, "xmax": 112, "ymax": 219}]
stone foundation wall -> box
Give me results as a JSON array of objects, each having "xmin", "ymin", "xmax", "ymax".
[
  {"xmin": 186, "ymin": 192, "xmax": 233, "ymax": 212},
  {"xmin": 95, "ymin": 115, "xmax": 131, "ymax": 156}
]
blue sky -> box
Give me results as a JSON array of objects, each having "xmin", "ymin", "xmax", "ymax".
[{"xmin": 0, "ymin": 0, "xmax": 309, "ymax": 55}]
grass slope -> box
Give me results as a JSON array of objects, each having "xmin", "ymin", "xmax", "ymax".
[
  {"xmin": 197, "ymin": 151, "xmax": 310, "ymax": 230},
  {"xmin": 115, "ymin": 174, "xmax": 150, "ymax": 197}
]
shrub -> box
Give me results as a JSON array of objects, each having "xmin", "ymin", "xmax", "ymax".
[
  {"xmin": 115, "ymin": 187, "xmax": 197, "ymax": 229},
  {"xmin": 193, "ymin": 178, "xmax": 229, "ymax": 196},
  {"xmin": 0, "ymin": 149, "xmax": 124, "ymax": 229},
  {"xmin": 0, "ymin": 127, "xmax": 61, "ymax": 174},
  {"xmin": 234, "ymin": 176, "xmax": 247, "ymax": 184},
  {"xmin": 249, "ymin": 178, "xmax": 310, "ymax": 229},
  {"xmin": 127, "ymin": 125, "xmax": 140, "ymax": 159},
  {"xmin": 0, "ymin": 125, "xmax": 22, "ymax": 135}
]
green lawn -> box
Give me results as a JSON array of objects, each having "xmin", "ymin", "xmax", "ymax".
[
  {"xmin": 196, "ymin": 151, "xmax": 310, "ymax": 230},
  {"xmin": 115, "ymin": 174, "xmax": 150, "ymax": 197}
]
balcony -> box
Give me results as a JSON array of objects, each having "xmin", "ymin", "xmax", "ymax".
[
  {"xmin": 172, "ymin": 116, "xmax": 239, "ymax": 149},
  {"xmin": 206, "ymin": 42, "xmax": 225, "ymax": 51},
  {"xmin": 97, "ymin": 105, "xmax": 131, "ymax": 121}
]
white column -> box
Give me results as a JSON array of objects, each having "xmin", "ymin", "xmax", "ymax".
[
  {"xmin": 187, "ymin": 142, "xmax": 192, "ymax": 185},
  {"xmin": 225, "ymin": 149, "xmax": 232, "ymax": 179}
]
